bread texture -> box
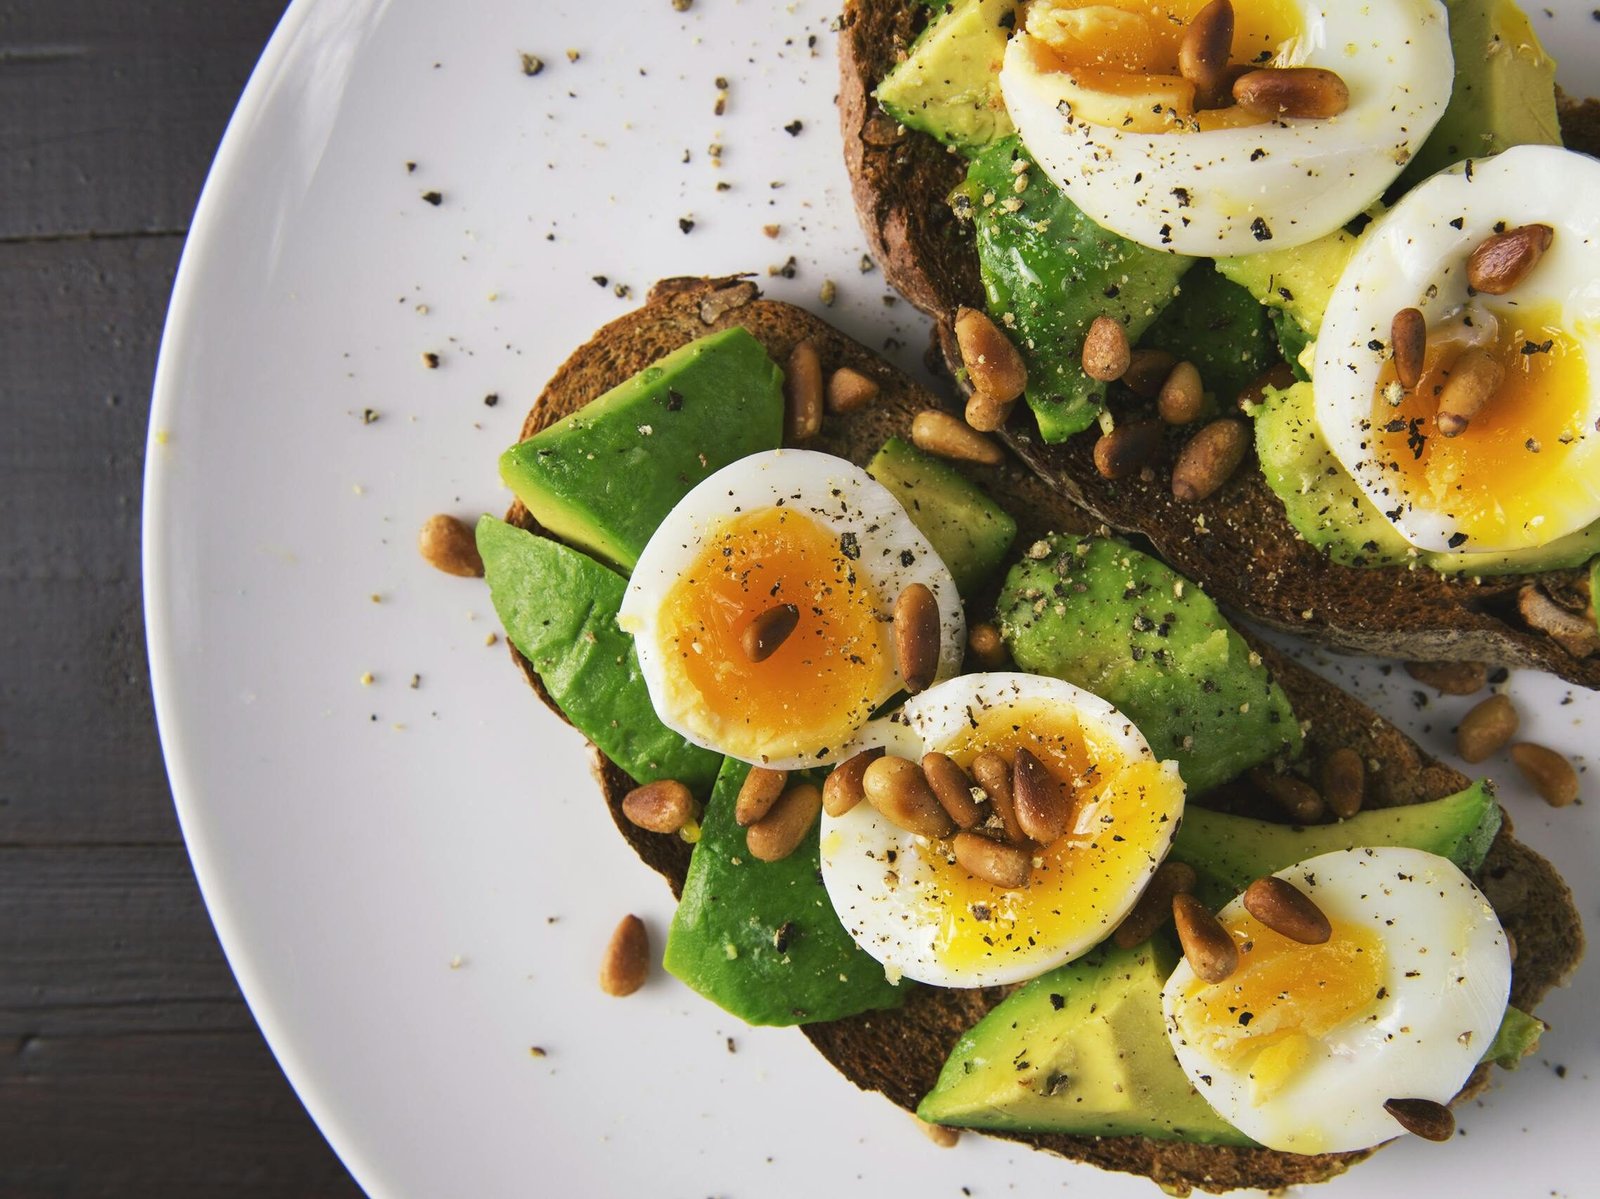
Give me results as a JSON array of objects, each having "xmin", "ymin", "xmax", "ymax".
[
  {"xmin": 837, "ymin": 0, "xmax": 1600, "ymax": 689},
  {"xmin": 501, "ymin": 276, "xmax": 1583, "ymax": 1195}
]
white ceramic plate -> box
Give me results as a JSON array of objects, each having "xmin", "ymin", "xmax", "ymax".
[{"xmin": 146, "ymin": 3, "xmax": 1600, "ymax": 1196}]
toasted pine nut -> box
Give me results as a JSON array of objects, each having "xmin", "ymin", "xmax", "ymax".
[
  {"xmin": 824, "ymin": 747, "xmax": 884, "ymax": 817},
  {"xmin": 1435, "ymin": 347, "xmax": 1504, "ymax": 437},
  {"xmin": 1383, "ymin": 1097, "xmax": 1455, "ymax": 1143},
  {"xmin": 894, "ymin": 583, "xmax": 941, "ymax": 695},
  {"xmin": 735, "ymin": 767, "xmax": 789, "ymax": 827},
  {"xmin": 1172, "ymin": 418, "xmax": 1248, "ymax": 502},
  {"xmin": 954, "ymin": 306, "xmax": 1028, "ymax": 403},
  {"xmin": 1013, "ymin": 747, "xmax": 1069, "ymax": 844},
  {"xmin": 964, "ymin": 389, "xmax": 1016, "ymax": 433},
  {"xmin": 1235, "ymin": 361, "xmax": 1298, "ymax": 411},
  {"xmin": 967, "ymin": 622, "xmax": 1009, "ymax": 670},
  {"xmin": 1082, "ymin": 315, "xmax": 1132, "ymax": 382},
  {"xmin": 952, "ymin": 830, "xmax": 1032, "ymax": 888},
  {"xmin": 1094, "ymin": 420, "xmax": 1164, "ymax": 480},
  {"xmin": 1178, "ymin": 0, "xmax": 1234, "ymax": 105},
  {"xmin": 783, "ymin": 339, "xmax": 823, "ymax": 441},
  {"xmin": 912, "ymin": 409, "xmax": 1004, "ymax": 466},
  {"xmin": 622, "ymin": 779, "xmax": 696, "ymax": 834},
  {"xmin": 1517, "ymin": 583, "xmax": 1600, "ymax": 657},
  {"xmin": 1404, "ymin": 660, "xmax": 1489, "ymax": 696},
  {"xmin": 1243, "ymin": 875, "xmax": 1332, "ymax": 944},
  {"xmin": 599, "ymin": 914, "xmax": 650, "ymax": 996},
  {"xmin": 917, "ymin": 1118, "xmax": 961, "ymax": 1148},
  {"xmin": 746, "ymin": 782, "xmax": 822, "ymax": 862},
  {"xmin": 825, "ymin": 366, "xmax": 880, "ymax": 415},
  {"xmin": 1467, "ymin": 223, "xmax": 1554, "ymax": 295},
  {"xmin": 1248, "ymin": 766, "xmax": 1326, "ymax": 824},
  {"xmin": 1319, "ymin": 747, "xmax": 1366, "ymax": 821},
  {"xmin": 1122, "ymin": 348, "xmax": 1177, "ymax": 398},
  {"xmin": 741, "ymin": 603, "xmax": 799, "ymax": 662},
  {"xmin": 1158, "ymin": 361, "xmax": 1206, "ymax": 425},
  {"xmin": 1390, "ymin": 307, "xmax": 1427, "ymax": 391},
  {"xmin": 1233, "ymin": 67, "xmax": 1350, "ymax": 119},
  {"xmin": 1113, "ymin": 860, "xmax": 1197, "ymax": 949},
  {"xmin": 1173, "ymin": 893, "xmax": 1238, "ymax": 983},
  {"xmin": 1457, "ymin": 693, "xmax": 1518, "ymax": 763},
  {"xmin": 863, "ymin": 755, "xmax": 956, "ymax": 839},
  {"xmin": 1509, "ymin": 742, "xmax": 1579, "ymax": 807},
  {"xmin": 971, "ymin": 750, "xmax": 1028, "ymax": 844},
  {"xmin": 923, "ymin": 752, "xmax": 987, "ymax": 829},
  {"xmin": 419, "ymin": 514, "xmax": 485, "ymax": 577}
]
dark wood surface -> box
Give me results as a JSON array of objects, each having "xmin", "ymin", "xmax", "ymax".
[{"xmin": 1, "ymin": 3, "xmax": 365, "ymax": 1195}]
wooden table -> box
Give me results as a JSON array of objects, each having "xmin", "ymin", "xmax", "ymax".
[{"xmin": 1, "ymin": 3, "xmax": 364, "ymax": 1194}]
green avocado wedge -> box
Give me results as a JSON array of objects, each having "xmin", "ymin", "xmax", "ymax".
[
  {"xmin": 664, "ymin": 759, "xmax": 904, "ymax": 1025},
  {"xmin": 476, "ymin": 517, "xmax": 722, "ymax": 794},
  {"xmin": 874, "ymin": 0, "xmax": 1017, "ymax": 153}
]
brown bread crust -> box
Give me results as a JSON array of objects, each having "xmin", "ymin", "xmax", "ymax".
[
  {"xmin": 500, "ymin": 276, "xmax": 1582, "ymax": 1195},
  {"xmin": 837, "ymin": 0, "xmax": 1600, "ymax": 688}
]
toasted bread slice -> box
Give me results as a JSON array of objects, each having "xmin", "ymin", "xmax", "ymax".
[
  {"xmin": 837, "ymin": 0, "xmax": 1600, "ymax": 689},
  {"xmin": 500, "ymin": 275, "xmax": 1582, "ymax": 1195}
]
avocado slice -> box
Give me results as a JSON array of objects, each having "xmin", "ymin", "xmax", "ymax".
[
  {"xmin": 1215, "ymin": 221, "xmax": 1365, "ymax": 344},
  {"xmin": 875, "ymin": 0, "xmax": 1017, "ymax": 153},
  {"xmin": 476, "ymin": 516, "xmax": 722, "ymax": 793},
  {"xmin": 918, "ymin": 941, "xmax": 1253, "ymax": 1144},
  {"xmin": 866, "ymin": 437, "xmax": 1017, "ymax": 599},
  {"xmin": 663, "ymin": 758, "xmax": 905, "ymax": 1025},
  {"xmin": 1138, "ymin": 262, "xmax": 1277, "ymax": 405},
  {"xmin": 498, "ymin": 327, "xmax": 784, "ymax": 574},
  {"xmin": 998, "ymin": 534, "xmax": 1299, "ymax": 794}
]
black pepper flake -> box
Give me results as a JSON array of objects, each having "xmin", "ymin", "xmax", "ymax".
[
  {"xmin": 421, "ymin": 190, "xmax": 443, "ymax": 206},
  {"xmin": 1104, "ymin": 283, "xmax": 1121, "ymax": 299},
  {"xmin": 1171, "ymin": 187, "xmax": 1191, "ymax": 208},
  {"xmin": 1369, "ymin": 339, "xmax": 1387, "ymax": 352},
  {"xmin": 1238, "ymin": 1011, "xmax": 1254, "ymax": 1026},
  {"xmin": 405, "ymin": 160, "xmax": 417, "ymax": 173},
  {"xmin": 679, "ymin": 216, "xmax": 696, "ymax": 234},
  {"xmin": 422, "ymin": 352, "xmax": 440, "ymax": 369},
  {"xmin": 1049, "ymin": 993, "xmax": 1065, "ymax": 1011},
  {"xmin": 593, "ymin": 275, "xmax": 609, "ymax": 287},
  {"xmin": 783, "ymin": 119, "xmax": 804, "ymax": 136},
  {"xmin": 361, "ymin": 408, "xmax": 379, "ymax": 424},
  {"xmin": 519, "ymin": 52, "xmax": 544, "ymax": 76},
  {"xmin": 773, "ymin": 921, "xmax": 797, "ymax": 952},
  {"xmin": 899, "ymin": 549, "xmax": 915, "ymax": 567},
  {"xmin": 1251, "ymin": 217, "xmax": 1273, "ymax": 242},
  {"xmin": 666, "ymin": 389, "xmax": 685, "ymax": 411},
  {"xmin": 1449, "ymin": 216, "xmax": 1465, "ymax": 230},
  {"xmin": 1447, "ymin": 531, "xmax": 1469, "ymax": 548},
  {"xmin": 1521, "ymin": 339, "xmax": 1555, "ymax": 355},
  {"xmin": 483, "ymin": 393, "xmax": 499, "ymax": 407},
  {"xmin": 840, "ymin": 531, "xmax": 861, "ymax": 560},
  {"xmin": 1250, "ymin": 148, "xmax": 1267, "ymax": 161}
]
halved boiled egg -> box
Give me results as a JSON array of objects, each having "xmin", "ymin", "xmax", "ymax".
[
  {"xmin": 618, "ymin": 449, "xmax": 964, "ymax": 770},
  {"xmin": 999, "ymin": 0, "xmax": 1453, "ymax": 255},
  {"xmin": 819, "ymin": 673, "xmax": 1185, "ymax": 988},
  {"xmin": 1315, "ymin": 145, "xmax": 1600, "ymax": 554},
  {"xmin": 1162, "ymin": 846, "xmax": 1511, "ymax": 1154}
]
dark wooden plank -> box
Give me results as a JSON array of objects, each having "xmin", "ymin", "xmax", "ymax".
[{"xmin": 0, "ymin": 0, "xmax": 291, "ymax": 239}]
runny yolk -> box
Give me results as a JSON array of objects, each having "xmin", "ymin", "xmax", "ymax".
[
  {"xmin": 659, "ymin": 506, "xmax": 893, "ymax": 761},
  {"xmin": 919, "ymin": 702, "xmax": 1182, "ymax": 972},
  {"xmin": 1370, "ymin": 302, "xmax": 1591, "ymax": 549}
]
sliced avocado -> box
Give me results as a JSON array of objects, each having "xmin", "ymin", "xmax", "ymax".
[
  {"xmin": 1215, "ymin": 222, "xmax": 1364, "ymax": 341},
  {"xmin": 498, "ymin": 327, "xmax": 784, "ymax": 574},
  {"xmin": 875, "ymin": 0, "xmax": 1017, "ymax": 153},
  {"xmin": 1138, "ymin": 262, "xmax": 1277, "ymax": 406},
  {"xmin": 1483, "ymin": 1004, "xmax": 1546, "ymax": 1069},
  {"xmin": 997, "ymin": 534, "xmax": 1299, "ymax": 794},
  {"xmin": 1592, "ymin": 559, "xmax": 1600, "ymax": 637},
  {"xmin": 866, "ymin": 437, "xmax": 1017, "ymax": 599},
  {"xmin": 663, "ymin": 758, "xmax": 904, "ymax": 1025},
  {"xmin": 957, "ymin": 138, "xmax": 1194, "ymax": 442},
  {"xmin": 918, "ymin": 941, "xmax": 1253, "ymax": 1144},
  {"xmin": 1171, "ymin": 780, "xmax": 1502, "ymax": 907},
  {"xmin": 476, "ymin": 517, "xmax": 722, "ymax": 793},
  {"xmin": 1398, "ymin": 0, "xmax": 1561, "ymax": 192}
]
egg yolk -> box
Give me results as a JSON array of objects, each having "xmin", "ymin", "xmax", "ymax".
[
  {"xmin": 658, "ymin": 506, "xmax": 894, "ymax": 762},
  {"xmin": 1370, "ymin": 302, "xmax": 1592, "ymax": 549},
  {"xmin": 1023, "ymin": 0, "xmax": 1303, "ymax": 132},
  {"xmin": 919, "ymin": 702, "xmax": 1181, "ymax": 972},
  {"xmin": 1172, "ymin": 909, "xmax": 1385, "ymax": 1104}
]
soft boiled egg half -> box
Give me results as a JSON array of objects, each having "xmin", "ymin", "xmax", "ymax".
[
  {"xmin": 618, "ymin": 449, "xmax": 964, "ymax": 770},
  {"xmin": 819, "ymin": 673, "xmax": 1185, "ymax": 988},
  {"xmin": 1162, "ymin": 846, "xmax": 1511, "ymax": 1154},
  {"xmin": 1315, "ymin": 145, "xmax": 1600, "ymax": 554},
  {"xmin": 999, "ymin": 0, "xmax": 1453, "ymax": 255}
]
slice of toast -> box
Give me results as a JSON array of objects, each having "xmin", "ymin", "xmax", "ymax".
[
  {"xmin": 837, "ymin": 0, "xmax": 1600, "ymax": 689},
  {"xmin": 500, "ymin": 275, "xmax": 1583, "ymax": 1195}
]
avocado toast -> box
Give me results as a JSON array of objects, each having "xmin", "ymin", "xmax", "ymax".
[
  {"xmin": 482, "ymin": 274, "xmax": 1582, "ymax": 1194},
  {"xmin": 837, "ymin": 0, "xmax": 1600, "ymax": 689}
]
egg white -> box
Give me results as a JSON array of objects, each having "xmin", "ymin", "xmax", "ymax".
[
  {"xmin": 1000, "ymin": 1, "xmax": 1453, "ymax": 256},
  {"xmin": 1162, "ymin": 846, "xmax": 1511, "ymax": 1154}
]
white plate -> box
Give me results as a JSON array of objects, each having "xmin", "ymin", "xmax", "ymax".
[{"xmin": 145, "ymin": 3, "xmax": 1600, "ymax": 1196}]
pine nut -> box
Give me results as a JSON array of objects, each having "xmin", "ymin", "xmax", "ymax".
[
  {"xmin": 1123, "ymin": 348, "xmax": 1177, "ymax": 398},
  {"xmin": 1457, "ymin": 693, "xmax": 1518, "ymax": 763},
  {"xmin": 1158, "ymin": 361, "xmax": 1206, "ymax": 425},
  {"xmin": 971, "ymin": 750, "xmax": 1028, "ymax": 845},
  {"xmin": 783, "ymin": 339, "xmax": 824, "ymax": 441},
  {"xmin": 967, "ymin": 621, "xmax": 1009, "ymax": 669},
  {"xmin": 954, "ymin": 306, "xmax": 1027, "ymax": 403},
  {"xmin": 1113, "ymin": 860, "xmax": 1197, "ymax": 949},
  {"xmin": 1435, "ymin": 347, "xmax": 1504, "ymax": 437},
  {"xmin": 952, "ymin": 830, "xmax": 1032, "ymax": 888},
  {"xmin": 894, "ymin": 583, "xmax": 941, "ymax": 695},
  {"xmin": 1178, "ymin": 0, "xmax": 1235, "ymax": 107},
  {"xmin": 825, "ymin": 366, "xmax": 880, "ymax": 414},
  {"xmin": 734, "ymin": 767, "xmax": 789, "ymax": 827},
  {"xmin": 1517, "ymin": 583, "xmax": 1600, "ymax": 657},
  {"xmin": 1248, "ymin": 766, "xmax": 1326, "ymax": 824},
  {"xmin": 823, "ymin": 746, "xmax": 884, "ymax": 817},
  {"xmin": 863, "ymin": 755, "xmax": 957, "ymax": 839},
  {"xmin": 964, "ymin": 389, "xmax": 1017, "ymax": 433},
  {"xmin": 746, "ymin": 782, "xmax": 822, "ymax": 862},
  {"xmin": 1319, "ymin": 747, "xmax": 1366, "ymax": 821},
  {"xmin": 1467, "ymin": 223, "xmax": 1554, "ymax": 295},
  {"xmin": 1391, "ymin": 307, "xmax": 1427, "ymax": 391},
  {"xmin": 1082, "ymin": 315, "xmax": 1132, "ymax": 382},
  {"xmin": 1404, "ymin": 660, "xmax": 1488, "ymax": 696},
  {"xmin": 911, "ymin": 409, "xmax": 1004, "ymax": 466},
  {"xmin": 741, "ymin": 603, "xmax": 799, "ymax": 662},
  {"xmin": 1094, "ymin": 420, "xmax": 1164, "ymax": 480},
  {"xmin": 1233, "ymin": 67, "xmax": 1350, "ymax": 119},
  {"xmin": 1235, "ymin": 361, "xmax": 1298, "ymax": 411},
  {"xmin": 923, "ymin": 752, "xmax": 987, "ymax": 829},
  {"xmin": 622, "ymin": 779, "xmax": 696, "ymax": 834},
  {"xmin": 1173, "ymin": 893, "xmax": 1239, "ymax": 984},
  {"xmin": 1243, "ymin": 875, "xmax": 1332, "ymax": 944},
  {"xmin": 599, "ymin": 914, "xmax": 650, "ymax": 996},
  {"xmin": 1509, "ymin": 742, "xmax": 1579, "ymax": 807},
  {"xmin": 1013, "ymin": 747, "xmax": 1069, "ymax": 844},
  {"xmin": 1383, "ymin": 1097, "xmax": 1455, "ymax": 1143},
  {"xmin": 1172, "ymin": 418, "xmax": 1249, "ymax": 502},
  {"xmin": 418, "ymin": 514, "xmax": 485, "ymax": 577}
]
